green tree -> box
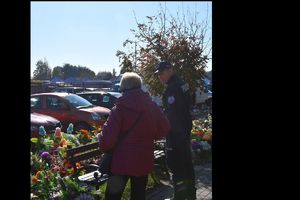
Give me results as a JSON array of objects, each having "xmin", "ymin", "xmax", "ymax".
[
  {"xmin": 62, "ymin": 63, "xmax": 76, "ymax": 79},
  {"xmin": 77, "ymin": 66, "xmax": 96, "ymax": 80},
  {"xmin": 52, "ymin": 66, "xmax": 64, "ymax": 78},
  {"xmin": 33, "ymin": 59, "xmax": 52, "ymax": 80},
  {"xmin": 116, "ymin": 50, "xmax": 135, "ymax": 74},
  {"xmin": 61, "ymin": 64, "xmax": 96, "ymax": 80},
  {"xmin": 117, "ymin": 4, "xmax": 211, "ymax": 96},
  {"xmin": 96, "ymin": 71, "xmax": 113, "ymax": 80}
]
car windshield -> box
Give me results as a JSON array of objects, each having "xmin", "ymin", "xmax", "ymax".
[
  {"xmin": 111, "ymin": 83, "xmax": 121, "ymax": 92},
  {"xmin": 64, "ymin": 94, "xmax": 94, "ymax": 109}
]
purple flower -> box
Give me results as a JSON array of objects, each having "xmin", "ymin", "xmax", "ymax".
[
  {"xmin": 41, "ymin": 151, "xmax": 50, "ymax": 158},
  {"xmin": 191, "ymin": 140, "xmax": 201, "ymax": 150}
]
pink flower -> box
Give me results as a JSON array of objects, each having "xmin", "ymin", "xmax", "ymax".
[{"xmin": 54, "ymin": 127, "xmax": 62, "ymax": 138}]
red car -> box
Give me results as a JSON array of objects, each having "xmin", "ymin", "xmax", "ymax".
[
  {"xmin": 31, "ymin": 112, "xmax": 62, "ymax": 138},
  {"xmin": 31, "ymin": 92, "xmax": 110, "ymax": 133}
]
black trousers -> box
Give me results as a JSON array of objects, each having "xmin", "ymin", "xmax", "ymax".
[
  {"xmin": 105, "ymin": 174, "xmax": 148, "ymax": 200},
  {"xmin": 166, "ymin": 137, "xmax": 196, "ymax": 200}
]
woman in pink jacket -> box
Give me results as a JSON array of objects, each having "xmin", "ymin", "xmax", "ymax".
[{"xmin": 98, "ymin": 72, "xmax": 170, "ymax": 200}]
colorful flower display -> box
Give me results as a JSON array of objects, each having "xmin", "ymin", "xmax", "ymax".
[
  {"xmin": 190, "ymin": 113, "xmax": 212, "ymax": 164},
  {"xmin": 31, "ymin": 124, "xmax": 101, "ymax": 199},
  {"xmin": 31, "ymin": 112, "xmax": 212, "ymax": 199}
]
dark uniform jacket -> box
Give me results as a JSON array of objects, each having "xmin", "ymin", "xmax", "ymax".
[{"xmin": 162, "ymin": 74, "xmax": 192, "ymax": 147}]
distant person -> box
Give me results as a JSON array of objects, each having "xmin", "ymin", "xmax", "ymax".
[
  {"xmin": 98, "ymin": 72, "xmax": 170, "ymax": 200},
  {"xmin": 155, "ymin": 61, "xmax": 196, "ymax": 200}
]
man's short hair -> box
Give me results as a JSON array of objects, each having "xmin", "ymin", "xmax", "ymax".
[
  {"xmin": 120, "ymin": 72, "xmax": 142, "ymax": 92},
  {"xmin": 154, "ymin": 61, "xmax": 173, "ymax": 74}
]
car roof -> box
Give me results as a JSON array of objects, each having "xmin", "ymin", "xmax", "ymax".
[
  {"xmin": 31, "ymin": 112, "xmax": 59, "ymax": 119},
  {"xmin": 76, "ymin": 91, "xmax": 107, "ymax": 95},
  {"xmin": 31, "ymin": 92, "xmax": 75, "ymax": 97},
  {"xmin": 77, "ymin": 91, "xmax": 122, "ymax": 97},
  {"xmin": 54, "ymin": 86, "xmax": 84, "ymax": 89}
]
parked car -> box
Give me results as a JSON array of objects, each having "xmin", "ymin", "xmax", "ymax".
[
  {"xmin": 110, "ymin": 82, "xmax": 121, "ymax": 92},
  {"xmin": 77, "ymin": 91, "xmax": 122, "ymax": 109},
  {"xmin": 31, "ymin": 92, "xmax": 111, "ymax": 132},
  {"xmin": 51, "ymin": 86, "xmax": 87, "ymax": 94},
  {"xmin": 111, "ymin": 74, "xmax": 123, "ymax": 92},
  {"xmin": 31, "ymin": 112, "xmax": 62, "ymax": 138}
]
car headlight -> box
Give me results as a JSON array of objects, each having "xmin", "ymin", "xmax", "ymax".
[{"xmin": 91, "ymin": 112, "xmax": 100, "ymax": 121}]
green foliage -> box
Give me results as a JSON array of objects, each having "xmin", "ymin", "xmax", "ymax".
[
  {"xmin": 77, "ymin": 65, "xmax": 97, "ymax": 80},
  {"xmin": 116, "ymin": 50, "xmax": 135, "ymax": 74},
  {"xmin": 52, "ymin": 66, "xmax": 64, "ymax": 78},
  {"xmin": 88, "ymin": 175, "xmax": 157, "ymax": 200},
  {"xmin": 96, "ymin": 71, "xmax": 113, "ymax": 80},
  {"xmin": 31, "ymin": 152, "xmax": 44, "ymax": 174},
  {"xmin": 30, "ymin": 124, "xmax": 167, "ymax": 199},
  {"xmin": 59, "ymin": 176, "xmax": 89, "ymax": 199},
  {"xmin": 146, "ymin": 174, "xmax": 156, "ymax": 189},
  {"xmin": 38, "ymin": 62, "xmax": 120, "ymax": 81},
  {"xmin": 117, "ymin": 5, "xmax": 211, "ymax": 96},
  {"xmin": 61, "ymin": 63, "xmax": 96, "ymax": 80},
  {"xmin": 31, "ymin": 169, "xmax": 59, "ymax": 199},
  {"xmin": 33, "ymin": 59, "xmax": 52, "ymax": 80}
]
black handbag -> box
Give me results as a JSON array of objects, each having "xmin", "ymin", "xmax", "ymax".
[
  {"xmin": 99, "ymin": 152, "xmax": 113, "ymax": 175},
  {"xmin": 99, "ymin": 112, "xmax": 143, "ymax": 175}
]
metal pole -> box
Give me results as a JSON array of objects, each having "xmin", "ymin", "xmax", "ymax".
[{"xmin": 134, "ymin": 41, "xmax": 137, "ymax": 71}]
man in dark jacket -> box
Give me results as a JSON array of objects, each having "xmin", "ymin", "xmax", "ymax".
[
  {"xmin": 99, "ymin": 72, "xmax": 170, "ymax": 200},
  {"xmin": 155, "ymin": 61, "xmax": 196, "ymax": 200}
]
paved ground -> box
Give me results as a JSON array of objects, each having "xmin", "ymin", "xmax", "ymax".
[{"xmin": 146, "ymin": 161, "xmax": 212, "ymax": 200}]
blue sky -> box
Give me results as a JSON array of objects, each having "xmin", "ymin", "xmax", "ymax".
[{"xmin": 31, "ymin": 1, "xmax": 212, "ymax": 77}]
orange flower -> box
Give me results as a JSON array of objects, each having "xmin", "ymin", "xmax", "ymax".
[
  {"xmin": 64, "ymin": 161, "xmax": 71, "ymax": 168},
  {"xmin": 35, "ymin": 171, "xmax": 41, "ymax": 179},
  {"xmin": 75, "ymin": 162, "xmax": 81, "ymax": 168},
  {"xmin": 202, "ymin": 134, "xmax": 212, "ymax": 142},
  {"xmin": 196, "ymin": 130, "xmax": 204, "ymax": 136},
  {"xmin": 60, "ymin": 139, "xmax": 67, "ymax": 146},
  {"xmin": 79, "ymin": 129, "xmax": 89, "ymax": 134},
  {"xmin": 32, "ymin": 176, "xmax": 38, "ymax": 183}
]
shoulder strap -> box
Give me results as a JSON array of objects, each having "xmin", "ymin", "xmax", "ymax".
[{"xmin": 116, "ymin": 112, "xmax": 144, "ymax": 147}]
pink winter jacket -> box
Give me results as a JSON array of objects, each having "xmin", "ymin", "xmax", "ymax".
[{"xmin": 99, "ymin": 89, "xmax": 170, "ymax": 176}]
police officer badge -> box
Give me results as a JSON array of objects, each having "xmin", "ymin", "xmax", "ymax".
[{"xmin": 168, "ymin": 96, "xmax": 175, "ymax": 104}]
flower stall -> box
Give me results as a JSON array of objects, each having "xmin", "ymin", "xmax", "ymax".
[
  {"xmin": 191, "ymin": 113, "xmax": 212, "ymax": 164},
  {"xmin": 31, "ymin": 112, "xmax": 212, "ymax": 199},
  {"xmin": 30, "ymin": 123, "xmax": 157, "ymax": 199}
]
